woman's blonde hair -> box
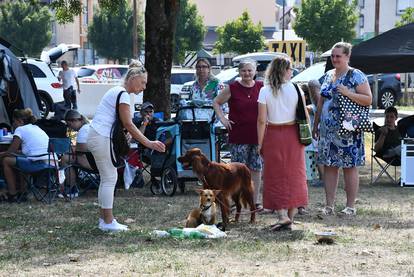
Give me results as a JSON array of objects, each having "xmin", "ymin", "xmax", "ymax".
[
  {"xmin": 332, "ymin": 42, "xmax": 352, "ymax": 56},
  {"xmin": 13, "ymin": 108, "xmax": 36, "ymax": 125},
  {"xmin": 265, "ymin": 56, "xmax": 291, "ymax": 96},
  {"xmin": 124, "ymin": 59, "xmax": 147, "ymax": 84}
]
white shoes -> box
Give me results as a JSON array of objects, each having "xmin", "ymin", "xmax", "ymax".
[
  {"xmin": 339, "ymin": 207, "xmax": 357, "ymax": 216},
  {"xmin": 98, "ymin": 218, "xmax": 129, "ymax": 232},
  {"xmin": 321, "ymin": 206, "xmax": 335, "ymax": 216}
]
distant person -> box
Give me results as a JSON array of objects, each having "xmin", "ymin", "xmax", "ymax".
[
  {"xmin": 133, "ymin": 102, "xmax": 160, "ymax": 141},
  {"xmin": 313, "ymin": 42, "xmax": 372, "ymax": 216},
  {"xmin": 87, "ymin": 61, "xmax": 165, "ymax": 232},
  {"xmin": 58, "ymin": 60, "xmax": 80, "ymax": 110},
  {"xmin": 374, "ymin": 107, "xmax": 401, "ymax": 160}
]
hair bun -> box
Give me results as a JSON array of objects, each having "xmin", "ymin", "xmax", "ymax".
[{"xmin": 129, "ymin": 59, "xmax": 143, "ymax": 69}]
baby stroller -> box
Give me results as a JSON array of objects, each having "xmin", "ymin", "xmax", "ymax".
[{"xmin": 148, "ymin": 103, "xmax": 218, "ymax": 196}]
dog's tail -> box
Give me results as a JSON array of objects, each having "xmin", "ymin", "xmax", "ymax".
[{"xmin": 240, "ymin": 168, "xmax": 255, "ymax": 209}]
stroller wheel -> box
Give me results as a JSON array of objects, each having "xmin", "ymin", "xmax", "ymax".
[
  {"xmin": 150, "ymin": 178, "xmax": 163, "ymax": 195},
  {"xmin": 161, "ymin": 167, "xmax": 177, "ymax": 196}
]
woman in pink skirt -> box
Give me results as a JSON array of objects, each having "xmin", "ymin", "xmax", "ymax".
[{"xmin": 257, "ymin": 56, "xmax": 309, "ymax": 231}]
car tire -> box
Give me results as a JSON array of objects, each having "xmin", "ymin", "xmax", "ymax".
[
  {"xmin": 379, "ymin": 89, "xmax": 395, "ymax": 109},
  {"xmin": 170, "ymin": 94, "xmax": 180, "ymax": 113},
  {"xmin": 38, "ymin": 92, "xmax": 51, "ymax": 118}
]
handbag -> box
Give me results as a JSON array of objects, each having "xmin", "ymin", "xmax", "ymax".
[
  {"xmin": 110, "ymin": 91, "xmax": 130, "ymax": 167},
  {"xmin": 293, "ymin": 83, "xmax": 312, "ymax": 146},
  {"xmin": 338, "ymin": 69, "xmax": 374, "ymax": 135}
]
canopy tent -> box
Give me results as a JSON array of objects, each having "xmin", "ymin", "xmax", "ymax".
[
  {"xmin": 0, "ymin": 37, "xmax": 40, "ymax": 126},
  {"xmin": 325, "ymin": 23, "xmax": 414, "ymax": 74}
]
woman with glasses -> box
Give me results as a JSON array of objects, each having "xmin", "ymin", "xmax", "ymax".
[
  {"xmin": 214, "ymin": 59, "xmax": 264, "ymax": 212},
  {"xmin": 87, "ymin": 61, "xmax": 165, "ymax": 232},
  {"xmin": 189, "ymin": 58, "xmax": 222, "ymax": 102},
  {"xmin": 257, "ymin": 56, "xmax": 309, "ymax": 231},
  {"xmin": 313, "ymin": 42, "xmax": 372, "ymax": 216}
]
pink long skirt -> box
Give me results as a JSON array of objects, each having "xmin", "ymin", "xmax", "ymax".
[{"xmin": 262, "ymin": 124, "xmax": 308, "ymax": 210}]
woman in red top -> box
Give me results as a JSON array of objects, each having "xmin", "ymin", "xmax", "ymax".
[{"xmin": 213, "ymin": 59, "xmax": 264, "ymax": 210}]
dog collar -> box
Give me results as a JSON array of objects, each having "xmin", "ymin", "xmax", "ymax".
[{"xmin": 200, "ymin": 204, "xmax": 212, "ymax": 211}]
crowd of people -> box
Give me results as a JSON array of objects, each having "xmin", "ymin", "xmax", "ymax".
[{"xmin": 0, "ymin": 41, "xmax": 387, "ymax": 233}]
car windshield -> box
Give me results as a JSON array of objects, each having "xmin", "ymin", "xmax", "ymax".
[
  {"xmin": 215, "ymin": 68, "xmax": 239, "ymax": 83},
  {"xmin": 77, "ymin": 68, "xmax": 95, "ymax": 78},
  {"xmin": 291, "ymin": 62, "xmax": 326, "ymax": 83}
]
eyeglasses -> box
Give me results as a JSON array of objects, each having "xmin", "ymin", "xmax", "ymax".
[
  {"xmin": 196, "ymin": 65, "xmax": 209, "ymax": 69},
  {"xmin": 331, "ymin": 54, "xmax": 344, "ymax": 59}
]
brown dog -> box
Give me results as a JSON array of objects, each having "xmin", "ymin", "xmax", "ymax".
[
  {"xmin": 186, "ymin": 189, "xmax": 219, "ymax": 228},
  {"xmin": 178, "ymin": 148, "xmax": 256, "ymax": 226}
]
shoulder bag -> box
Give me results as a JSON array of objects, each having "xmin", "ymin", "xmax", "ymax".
[
  {"xmin": 338, "ymin": 69, "xmax": 374, "ymax": 135},
  {"xmin": 110, "ymin": 91, "xmax": 130, "ymax": 167},
  {"xmin": 293, "ymin": 83, "xmax": 312, "ymax": 146}
]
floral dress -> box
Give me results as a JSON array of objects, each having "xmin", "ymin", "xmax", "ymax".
[
  {"xmin": 317, "ymin": 68, "xmax": 368, "ymax": 168},
  {"xmin": 189, "ymin": 77, "xmax": 222, "ymax": 102}
]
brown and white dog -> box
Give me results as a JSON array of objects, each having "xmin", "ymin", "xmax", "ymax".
[
  {"xmin": 185, "ymin": 189, "xmax": 219, "ymax": 228},
  {"xmin": 178, "ymin": 148, "xmax": 256, "ymax": 226}
]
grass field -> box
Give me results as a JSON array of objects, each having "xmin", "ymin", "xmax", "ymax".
[{"xmin": 0, "ymin": 135, "xmax": 414, "ymax": 276}]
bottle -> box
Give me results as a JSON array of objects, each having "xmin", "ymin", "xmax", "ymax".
[
  {"xmin": 151, "ymin": 230, "xmax": 170, "ymax": 238},
  {"xmin": 168, "ymin": 228, "xmax": 185, "ymax": 238},
  {"xmin": 187, "ymin": 230, "xmax": 207, "ymax": 239}
]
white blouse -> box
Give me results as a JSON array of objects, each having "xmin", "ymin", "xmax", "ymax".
[{"xmin": 257, "ymin": 82, "xmax": 303, "ymax": 124}]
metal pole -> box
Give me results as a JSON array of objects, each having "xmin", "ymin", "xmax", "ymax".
[
  {"xmin": 132, "ymin": 0, "xmax": 138, "ymax": 59},
  {"xmin": 372, "ymin": 0, "xmax": 380, "ymax": 109},
  {"xmin": 282, "ymin": 0, "xmax": 285, "ymax": 41}
]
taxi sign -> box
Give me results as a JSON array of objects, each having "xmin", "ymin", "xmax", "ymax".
[{"xmin": 267, "ymin": 40, "xmax": 306, "ymax": 64}]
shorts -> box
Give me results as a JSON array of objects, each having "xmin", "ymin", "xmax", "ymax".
[
  {"xmin": 15, "ymin": 157, "xmax": 51, "ymax": 173},
  {"xmin": 230, "ymin": 144, "xmax": 262, "ymax": 171}
]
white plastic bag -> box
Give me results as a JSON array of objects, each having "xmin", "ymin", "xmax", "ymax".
[
  {"xmin": 58, "ymin": 169, "xmax": 66, "ymax": 185},
  {"xmin": 195, "ymin": 224, "xmax": 227, "ymax": 239},
  {"xmin": 123, "ymin": 160, "xmax": 137, "ymax": 190}
]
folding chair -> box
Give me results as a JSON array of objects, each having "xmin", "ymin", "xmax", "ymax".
[
  {"xmin": 68, "ymin": 150, "xmax": 100, "ymax": 196},
  {"xmin": 370, "ymin": 122, "xmax": 401, "ymax": 185},
  {"xmin": 18, "ymin": 137, "xmax": 72, "ymax": 204}
]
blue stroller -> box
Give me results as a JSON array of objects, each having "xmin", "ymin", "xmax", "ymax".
[{"xmin": 149, "ymin": 104, "xmax": 218, "ymax": 196}]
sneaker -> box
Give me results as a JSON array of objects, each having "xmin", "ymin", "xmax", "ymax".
[
  {"xmin": 321, "ymin": 206, "xmax": 335, "ymax": 216},
  {"xmin": 98, "ymin": 219, "xmax": 129, "ymax": 232},
  {"xmin": 339, "ymin": 207, "xmax": 356, "ymax": 216}
]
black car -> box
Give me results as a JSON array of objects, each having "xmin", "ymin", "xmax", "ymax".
[{"xmin": 366, "ymin": 73, "xmax": 402, "ymax": 108}]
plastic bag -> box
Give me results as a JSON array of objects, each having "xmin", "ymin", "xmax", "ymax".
[
  {"xmin": 196, "ymin": 224, "xmax": 227, "ymax": 239},
  {"xmin": 123, "ymin": 160, "xmax": 137, "ymax": 190}
]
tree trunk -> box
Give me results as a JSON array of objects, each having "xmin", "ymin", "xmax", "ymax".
[{"xmin": 144, "ymin": 0, "xmax": 179, "ymax": 119}]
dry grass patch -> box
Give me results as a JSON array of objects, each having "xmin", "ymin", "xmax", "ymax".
[{"xmin": 1, "ymin": 136, "xmax": 414, "ymax": 276}]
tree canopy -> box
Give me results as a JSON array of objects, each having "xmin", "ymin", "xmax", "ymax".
[
  {"xmin": 174, "ymin": 0, "xmax": 206, "ymax": 64},
  {"xmin": 293, "ymin": 0, "xmax": 358, "ymax": 52},
  {"xmin": 0, "ymin": 0, "xmax": 51, "ymax": 57},
  {"xmin": 395, "ymin": 7, "xmax": 414, "ymax": 27},
  {"xmin": 214, "ymin": 11, "xmax": 265, "ymax": 55},
  {"xmin": 87, "ymin": 0, "xmax": 143, "ymax": 63}
]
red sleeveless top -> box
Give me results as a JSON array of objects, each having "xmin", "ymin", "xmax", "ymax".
[{"xmin": 228, "ymin": 80, "xmax": 263, "ymax": 144}]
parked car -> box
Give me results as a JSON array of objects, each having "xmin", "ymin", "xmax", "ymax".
[
  {"xmin": 22, "ymin": 43, "xmax": 79, "ymax": 118},
  {"xmin": 291, "ymin": 62, "xmax": 402, "ymax": 108},
  {"xmin": 76, "ymin": 64, "xmax": 129, "ymax": 83},
  {"xmin": 170, "ymin": 68, "xmax": 196, "ymax": 111}
]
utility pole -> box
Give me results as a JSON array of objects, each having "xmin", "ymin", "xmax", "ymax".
[
  {"xmin": 373, "ymin": 0, "xmax": 380, "ymax": 109},
  {"xmin": 132, "ymin": 0, "xmax": 138, "ymax": 59},
  {"xmin": 282, "ymin": 0, "xmax": 285, "ymax": 41}
]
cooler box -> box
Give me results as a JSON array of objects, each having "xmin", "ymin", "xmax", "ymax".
[{"xmin": 401, "ymin": 138, "xmax": 414, "ymax": 187}]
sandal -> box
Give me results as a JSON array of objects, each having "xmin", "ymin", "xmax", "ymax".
[
  {"xmin": 255, "ymin": 204, "xmax": 264, "ymax": 212},
  {"xmin": 321, "ymin": 206, "xmax": 335, "ymax": 216},
  {"xmin": 270, "ymin": 221, "xmax": 292, "ymax": 232}
]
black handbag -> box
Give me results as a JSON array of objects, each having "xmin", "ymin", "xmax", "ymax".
[
  {"xmin": 110, "ymin": 91, "xmax": 130, "ymax": 167},
  {"xmin": 293, "ymin": 83, "xmax": 312, "ymax": 146},
  {"xmin": 338, "ymin": 69, "xmax": 374, "ymax": 135}
]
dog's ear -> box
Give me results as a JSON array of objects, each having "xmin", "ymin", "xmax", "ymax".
[
  {"xmin": 194, "ymin": 188, "xmax": 203, "ymax": 194},
  {"xmin": 213, "ymin": 190, "xmax": 221, "ymax": 196}
]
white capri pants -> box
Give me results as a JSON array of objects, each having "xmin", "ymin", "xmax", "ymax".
[{"xmin": 87, "ymin": 127, "xmax": 118, "ymax": 209}]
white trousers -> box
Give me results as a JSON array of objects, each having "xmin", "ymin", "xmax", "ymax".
[{"xmin": 87, "ymin": 127, "xmax": 117, "ymax": 209}]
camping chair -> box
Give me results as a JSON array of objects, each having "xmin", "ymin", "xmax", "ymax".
[
  {"xmin": 17, "ymin": 138, "xmax": 72, "ymax": 204},
  {"xmin": 370, "ymin": 122, "xmax": 401, "ymax": 185},
  {"xmin": 70, "ymin": 150, "xmax": 100, "ymax": 196}
]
